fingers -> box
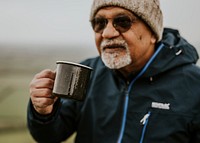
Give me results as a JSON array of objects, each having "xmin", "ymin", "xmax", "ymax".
[
  {"xmin": 31, "ymin": 94, "xmax": 58, "ymax": 115},
  {"xmin": 30, "ymin": 78, "xmax": 54, "ymax": 90},
  {"xmin": 30, "ymin": 88, "xmax": 53, "ymax": 98},
  {"xmin": 29, "ymin": 69, "xmax": 57, "ymax": 114},
  {"xmin": 35, "ymin": 69, "xmax": 56, "ymax": 80},
  {"xmin": 30, "ymin": 69, "xmax": 55, "ymax": 90},
  {"xmin": 31, "ymin": 94, "xmax": 57, "ymax": 108}
]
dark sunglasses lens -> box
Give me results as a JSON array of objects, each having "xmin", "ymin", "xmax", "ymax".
[
  {"xmin": 92, "ymin": 18, "xmax": 107, "ymax": 33},
  {"xmin": 113, "ymin": 16, "xmax": 132, "ymax": 33},
  {"xmin": 91, "ymin": 15, "xmax": 133, "ymax": 33}
]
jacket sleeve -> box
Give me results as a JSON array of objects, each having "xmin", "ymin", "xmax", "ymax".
[{"xmin": 27, "ymin": 98, "xmax": 78, "ymax": 143}]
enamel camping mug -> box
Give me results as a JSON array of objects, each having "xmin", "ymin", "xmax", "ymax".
[{"xmin": 52, "ymin": 61, "xmax": 92, "ymax": 101}]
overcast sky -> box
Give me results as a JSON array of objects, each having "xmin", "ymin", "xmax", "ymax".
[{"xmin": 0, "ymin": 0, "xmax": 200, "ymax": 49}]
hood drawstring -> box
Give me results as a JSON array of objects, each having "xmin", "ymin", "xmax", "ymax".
[
  {"xmin": 175, "ymin": 49, "xmax": 183, "ymax": 56},
  {"xmin": 150, "ymin": 77, "xmax": 153, "ymax": 82},
  {"xmin": 148, "ymin": 76, "xmax": 154, "ymax": 85}
]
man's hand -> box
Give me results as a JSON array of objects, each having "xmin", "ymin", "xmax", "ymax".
[{"xmin": 29, "ymin": 69, "xmax": 58, "ymax": 115}]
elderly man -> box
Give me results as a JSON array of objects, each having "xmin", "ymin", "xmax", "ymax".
[{"xmin": 27, "ymin": 0, "xmax": 200, "ymax": 143}]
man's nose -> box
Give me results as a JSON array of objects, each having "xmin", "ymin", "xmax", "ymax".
[{"xmin": 101, "ymin": 22, "xmax": 120, "ymax": 39}]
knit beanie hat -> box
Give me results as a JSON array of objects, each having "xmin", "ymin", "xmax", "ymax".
[{"xmin": 90, "ymin": 0, "xmax": 163, "ymax": 41}]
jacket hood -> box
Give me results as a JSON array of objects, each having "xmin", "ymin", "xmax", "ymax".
[{"xmin": 143, "ymin": 28, "xmax": 199, "ymax": 77}]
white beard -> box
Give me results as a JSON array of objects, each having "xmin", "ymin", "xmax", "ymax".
[{"xmin": 100, "ymin": 39, "xmax": 132, "ymax": 69}]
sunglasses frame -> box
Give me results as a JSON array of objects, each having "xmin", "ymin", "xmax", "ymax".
[{"xmin": 91, "ymin": 14, "xmax": 137, "ymax": 34}]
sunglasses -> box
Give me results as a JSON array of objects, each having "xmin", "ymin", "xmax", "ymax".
[{"xmin": 91, "ymin": 15, "xmax": 137, "ymax": 34}]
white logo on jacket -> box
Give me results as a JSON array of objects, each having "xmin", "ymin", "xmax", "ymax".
[{"xmin": 151, "ymin": 102, "xmax": 170, "ymax": 110}]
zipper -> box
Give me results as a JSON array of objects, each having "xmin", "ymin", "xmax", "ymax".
[
  {"xmin": 139, "ymin": 111, "xmax": 151, "ymax": 143},
  {"xmin": 117, "ymin": 92, "xmax": 129, "ymax": 143},
  {"xmin": 116, "ymin": 43, "xmax": 164, "ymax": 143}
]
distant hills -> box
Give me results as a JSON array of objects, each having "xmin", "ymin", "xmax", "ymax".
[{"xmin": 0, "ymin": 44, "xmax": 98, "ymax": 74}]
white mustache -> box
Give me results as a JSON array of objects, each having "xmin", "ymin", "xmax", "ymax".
[{"xmin": 100, "ymin": 39, "xmax": 128, "ymax": 50}]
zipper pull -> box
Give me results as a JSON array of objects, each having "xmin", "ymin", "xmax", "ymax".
[{"xmin": 140, "ymin": 112, "xmax": 151, "ymax": 125}]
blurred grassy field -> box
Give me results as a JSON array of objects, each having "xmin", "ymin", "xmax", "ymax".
[{"xmin": 0, "ymin": 44, "xmax": 97, "ymax": 143}]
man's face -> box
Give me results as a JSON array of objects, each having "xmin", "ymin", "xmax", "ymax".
[{"xmin": 92, "ymin": 7, "xmax": 157, "ymax": 73}]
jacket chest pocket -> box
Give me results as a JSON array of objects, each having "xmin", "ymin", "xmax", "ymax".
[{"xmin": 137, "ymin": 109, "xmax": 191, "ymax": 143}]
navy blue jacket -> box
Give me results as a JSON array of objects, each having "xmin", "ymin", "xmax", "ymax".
[{"xmin": 27, "ymin": 28, "xmax": 200, "ymax": 143}]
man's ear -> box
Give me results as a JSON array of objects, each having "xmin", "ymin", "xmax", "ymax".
[{"xmin": 150, "ymin": 34, "xmax": 157, "ymax": 44}]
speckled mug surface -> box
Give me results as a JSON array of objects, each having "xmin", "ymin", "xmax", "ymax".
[{"xmin": 52, "ymin": 61, "xmax": 92, "ymax": 101}]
